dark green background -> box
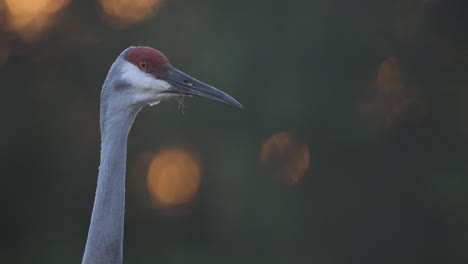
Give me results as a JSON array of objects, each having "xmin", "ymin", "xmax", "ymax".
[{"xmin": 1, "ymin": 0, "xmax": 468, "ymax": 263}]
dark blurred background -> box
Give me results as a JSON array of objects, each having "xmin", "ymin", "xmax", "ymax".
[{"xmin": 1, "ymin": 0, "xmax": 468, "ymax": 263}]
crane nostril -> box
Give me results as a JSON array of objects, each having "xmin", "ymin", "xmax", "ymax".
[{"xmin": 183, "ymin": 80, "xmax": 196, "ymax": 87}]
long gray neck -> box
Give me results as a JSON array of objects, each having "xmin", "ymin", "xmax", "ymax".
[{"xmin": 82, "ymin": 104, "xmax": 139, "ymax": 264}]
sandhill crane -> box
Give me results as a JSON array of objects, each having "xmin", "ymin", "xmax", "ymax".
[{"xmin": 82, "ymin": 46, "xmax": 242, "ymax": 264}]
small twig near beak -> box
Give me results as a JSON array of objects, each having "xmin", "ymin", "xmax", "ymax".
[{"xmin": 176, "ymin": 95, "xmax": 185, "ymax": 115}]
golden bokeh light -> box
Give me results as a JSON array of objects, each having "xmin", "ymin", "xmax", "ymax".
[
  {"xmin": 147, "ymin": 149, "xmax": 201, "ymax": 208},
  {"xmin": 376, "ymin": 56, "xmax": 401, "ymax": 93},
  {"xmin": 4, "ymin": 0, "xmax": 70, "ymax": 41},
  {"xmin": 260, "ymin": 132, "xmax": 310, "ymax": 185},
  {"xmin": 360, "ymin": 56, "xmax": 427, "ymax": 127},
  {"xmin": 99, "ymin": 0, "xmax": 164, "ymax": 29}
]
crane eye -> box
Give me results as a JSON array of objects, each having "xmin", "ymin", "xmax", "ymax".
[{"xmin": 138, "ymin": 62, "xmax": 148, "ymax": 70}]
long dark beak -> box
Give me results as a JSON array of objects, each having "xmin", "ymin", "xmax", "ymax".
[{"xmin": 162, "ymin": 66, "xmax": 243, "ymax": 109}]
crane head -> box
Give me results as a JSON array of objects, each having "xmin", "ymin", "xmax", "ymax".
[{"xmin": 104, "ymin": 46, "xmax": 243, "ymax": 110}]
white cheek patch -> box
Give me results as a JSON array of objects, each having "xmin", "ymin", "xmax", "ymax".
[
  {"xmin": 120, "ymin": 61, "xmax": 171, "ymax": 92},
  {"xmin": 119, "ymin": 61, "xmax": 175, "ymax": 106}
]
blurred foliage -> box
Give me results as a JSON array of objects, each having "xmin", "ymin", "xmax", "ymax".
[{"xmin": 1, "ymin": 0, "xmax": 468, "ymax": 263}]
